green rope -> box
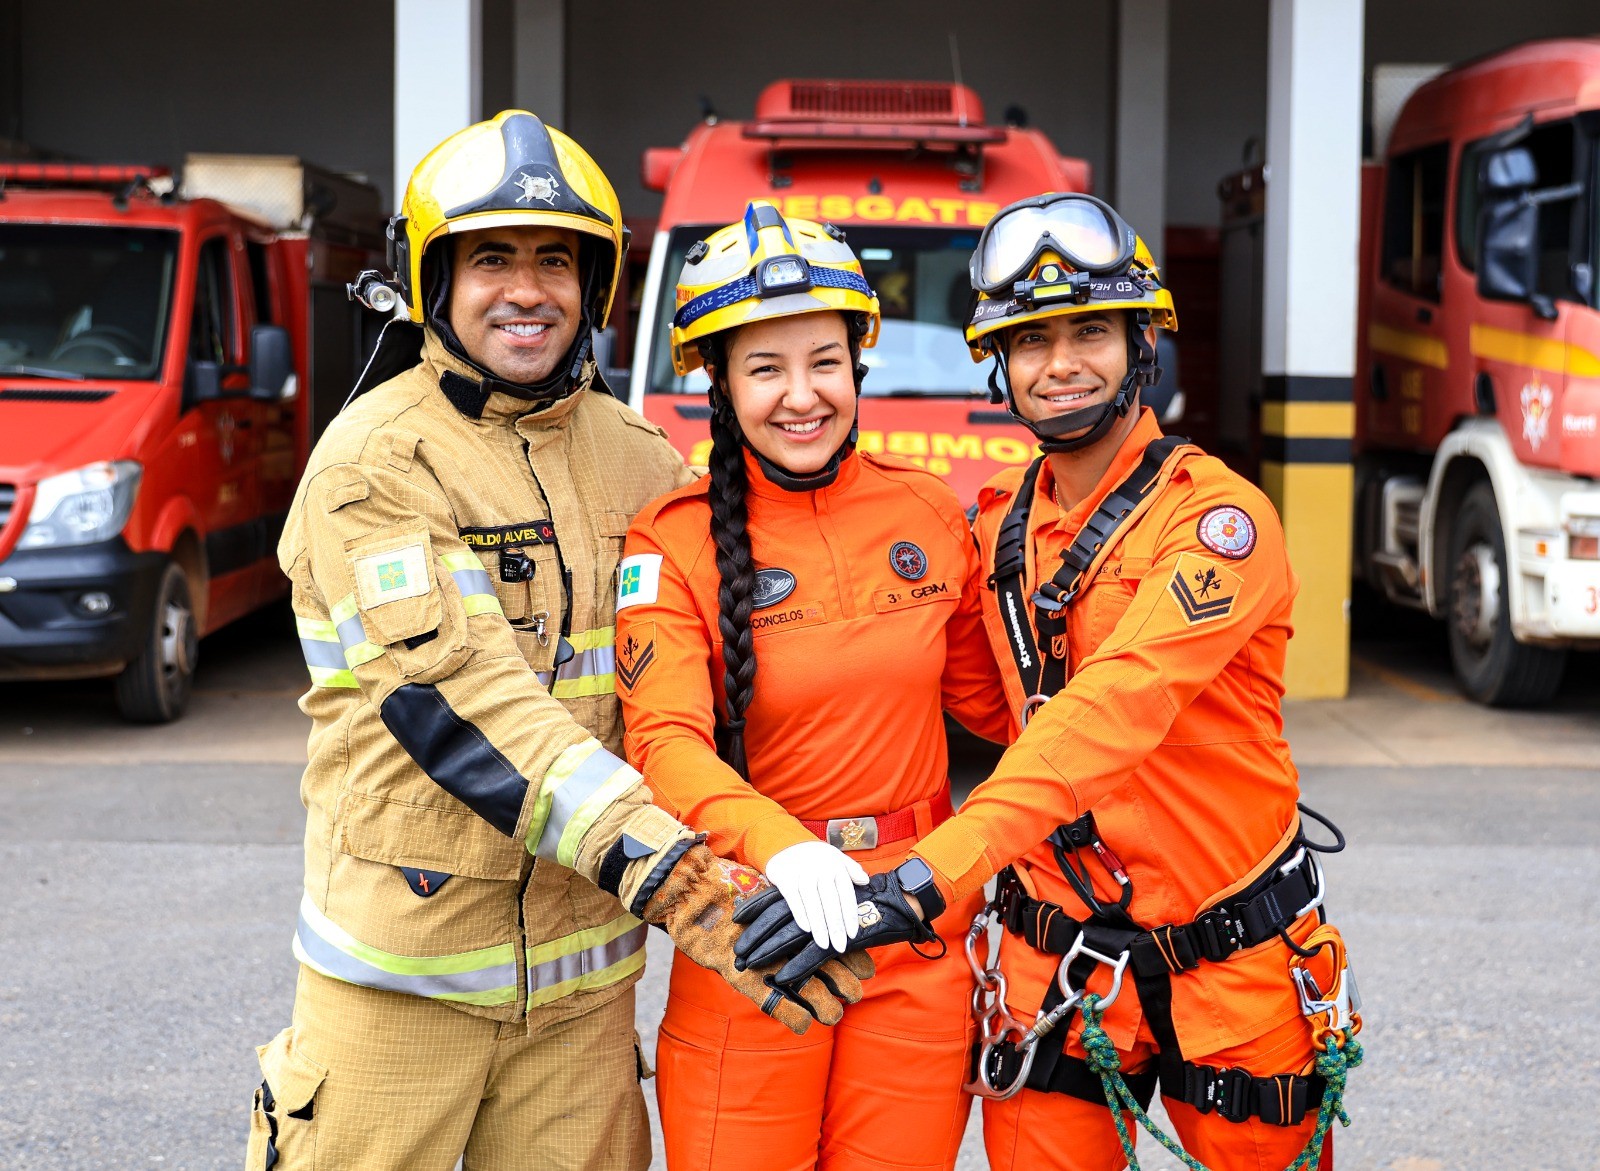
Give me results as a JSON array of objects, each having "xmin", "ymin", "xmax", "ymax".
[{"xmin": 1077, "ymin": 993, "xmax": 1363, "ymax": 1171}]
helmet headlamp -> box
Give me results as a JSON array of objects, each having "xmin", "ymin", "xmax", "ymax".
[{"xmin": 757, "ymin": 254, "xmax": 812, "ymax": 296}]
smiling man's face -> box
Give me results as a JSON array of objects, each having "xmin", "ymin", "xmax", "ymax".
[{"xmin": 446, "ymin": 224, "xmax": 582, "ymax": 383}]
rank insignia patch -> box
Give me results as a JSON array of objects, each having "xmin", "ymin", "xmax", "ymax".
[
  {"xmin": 1196, "ymin": 505, "xmax": 1258, "ymax": 559},
  {"xmin": 616, "ymin": 624, "xmax": 657, "ymax": 692},
  {"xmin": 1168, "ymin": 552, "xmax": 1241, "ymax": 626}
]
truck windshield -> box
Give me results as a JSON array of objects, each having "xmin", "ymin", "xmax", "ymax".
[
  {"xmin": 0, "ymin": 225, "xmax": 178, "ymax": 380},
  {"xmin": 647, "ymin": 225, "xmax": 990, "ymax": 397}
]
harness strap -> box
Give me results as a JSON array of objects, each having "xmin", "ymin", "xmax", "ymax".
[{"xmin": 988, "ymin": 434, "xmax": 1189, "ymax": 706}]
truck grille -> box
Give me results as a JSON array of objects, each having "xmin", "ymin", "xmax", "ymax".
[
  {"xmin": 786, "ymin": 82, "xmax": 955, "ymax": 120},
  {"xmin": 0, "ymin": 484, "xmax": 14, "ymax": 536}
]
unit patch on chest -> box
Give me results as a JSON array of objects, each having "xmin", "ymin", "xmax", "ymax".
[
  {"xmin": 1167, "ymin": 552, "xmax": 1242, "ymax": 626},
  {"xmin": 752, "ymin": 568, "xmax": 797, "ymax": 609}
]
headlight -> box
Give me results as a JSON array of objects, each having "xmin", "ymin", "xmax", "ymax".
[{"xmin": 18, "ymin": 461, "xmax": 142, "ymax": 550}]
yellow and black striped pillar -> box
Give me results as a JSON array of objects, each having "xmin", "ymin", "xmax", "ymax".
[{"xmin": 1259, "ymin": 377, "xmax": 1354, "ymax": 698}]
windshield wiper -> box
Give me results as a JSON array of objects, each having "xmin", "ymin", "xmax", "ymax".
[{"xmin": 0, "ymin": 364, "xmax": 88, "ymax": 381}]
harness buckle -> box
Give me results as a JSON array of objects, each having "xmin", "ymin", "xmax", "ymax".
[
  {"xmin": 1183, "ymin": 1063, "xmax": 1254, "ymax": 1123},
  {"xmin": 1193, "ymin": 907, "xmax": 1247, "ymax": 961},
  {"xmin": 1054, "ymin": 930, "xmax": 1131, "ymax": 1012}
]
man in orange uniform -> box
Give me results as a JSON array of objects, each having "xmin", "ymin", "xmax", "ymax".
[
  {"xmin": 739, "ymin": 193, "xmax": 1353, "ymax": 1170},
  {"xmin": 615, "ymin": 202, "xmax": 1011, "ymax": 1170}
]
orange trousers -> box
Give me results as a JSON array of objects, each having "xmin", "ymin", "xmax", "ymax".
[{"xmin": 656, "ymin": 891, "xmax": 982, "ymax": 1171}]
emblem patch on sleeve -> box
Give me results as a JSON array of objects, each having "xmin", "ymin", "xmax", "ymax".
[
  {"xmin": 354, "ymin": 543, "xmax": 430, "ymax": 608},
  {"xmin": 1168, "ymin": 552, "xmax": 1242, "ymax": 625},
  {"xmin": 616, "ymin": 624, "xmax": 657, "ymax": 692},
  {"xmin": 616, "ymin": 554, "xmax": 662, "ymax": 611},
  {"xmin": 1197, "ymin": 505, "xmax": 1257, "ymax": 559}
]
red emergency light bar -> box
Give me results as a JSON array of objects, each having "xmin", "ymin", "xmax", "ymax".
[
  {"xmin": 0, "ymin": 162, "xmax": 171, "ymax": 188},
  {"xmin": 756, "ymin": 80, "xmax": 986, "ymax": 125}
]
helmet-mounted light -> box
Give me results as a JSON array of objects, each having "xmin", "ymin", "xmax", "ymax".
[{"xmin": 756, "ymin": 254, "xmax": 812, "ymax": 296}]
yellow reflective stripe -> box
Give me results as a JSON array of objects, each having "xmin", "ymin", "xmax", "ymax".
[
  {"xmin": 551, "ymin": 674, "xmax": 617, "ymax": 699},
  {"xmin": 308, "ymin": 665, "xmax": 359, "ymax": 689},
  {"xmin": 440, "ymin": 550, "xmax": 480, "ymax": 572},
  {"xmin": 296, "ymin": 615, "xmax": 338, "ymax": 641},
  {"xmin": 556, "ymin": 767, "xmax": 642, "ymax": 869},
  {"xmin": 344, "ymin": 641, "xmax": 385, "ymax": 668},
  {"xmin": 525, "ymin": 944, "xmax": 647, "ymax": 1009},
  {"xmin": 568, "ymin": 626, "xmax": 614, "ymax": 651},
  {"xmin": 1470, "ymin": 324, "xmax": 1600, "ymax": 378},
  {"xmin": 463, "ymin": 593, "xmax": 505, "ymax": 617},
  {"xmin": 1368, "ymin": 321, "xmax": 1449, "ymax": 370},
  {"xmin": 331, "ymin": 594, "xmax": 360, "ymax": 624}
]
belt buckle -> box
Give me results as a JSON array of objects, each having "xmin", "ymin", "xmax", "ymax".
[{"xmin": 826, "ymin": 816, "xmax": 879, "ymax": 852}]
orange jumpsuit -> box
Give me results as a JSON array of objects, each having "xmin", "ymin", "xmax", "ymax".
[
  {"xmin": 617, "ymin": 449, "xmax": 1009, "ymax": 1171},
  {"xmin": 912, "ymin": 408, "xmax": 1339, "ymax": 1171}
]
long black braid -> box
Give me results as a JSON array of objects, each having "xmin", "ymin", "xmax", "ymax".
[
  {"xmin": 700, "ymin": 333, "xmax": 759, "ymax": 779},
  {"xmin": 700, "ymin": 314, "xmax": 871, "ymax": 780}
]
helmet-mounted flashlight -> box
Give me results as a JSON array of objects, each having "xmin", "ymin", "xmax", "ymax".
[
  {"xmin": 757, "ymin": 254, "xmax": 812, "ymax": 297},
  {"xmin": 1013, "ymin": 262, "xmax": 1093, "ymax": 308}
]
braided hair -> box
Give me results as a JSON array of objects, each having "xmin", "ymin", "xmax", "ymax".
[{"xmin": 699, "ymin": 313, "xmax": 871, "ymax": 781}]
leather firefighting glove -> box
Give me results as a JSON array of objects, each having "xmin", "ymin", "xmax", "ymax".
[
  {"xmin": 733, "ymin": 866, "xmax": 942, "ymax": 988},
  {"xmin": 624, "ymin": 835, "xmax": 874, "ymax": 1034}
]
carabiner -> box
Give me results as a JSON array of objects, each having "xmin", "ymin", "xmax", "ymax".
[
  {"xmin": 1021, "ymin": 693, "xmax": 1050, "ymax": 728},
  {"xmin": 1289, "ymin": 923, "xmax": 1363, "ymax": 1047},
  {"xmin": 963, "ymin": 1015, "xmax": 1041, "ymax": 1101}
]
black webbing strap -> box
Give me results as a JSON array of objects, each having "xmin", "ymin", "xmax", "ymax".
[{"xmin": 988, "ymin": 434, "xmax": 1189, "ymax": 706}]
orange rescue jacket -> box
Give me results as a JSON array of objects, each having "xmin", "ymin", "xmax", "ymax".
[
  {"xmin": 913, "ymin": 408, "xmax": 1311, "ymax": 1054},
  {"xmin": 616, "ymin": 450, "xmax": 1009, "ymax": 871}
]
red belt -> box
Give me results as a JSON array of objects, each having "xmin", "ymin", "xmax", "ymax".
[{"xmin": 800, "ymin": 789, "xmax": 954, "ymax": 852}]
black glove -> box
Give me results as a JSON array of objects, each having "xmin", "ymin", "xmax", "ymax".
[{"xmin": 733, "ymin": 869, "xmax": 939, "ymax": 986}]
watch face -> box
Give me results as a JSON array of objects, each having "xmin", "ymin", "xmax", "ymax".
[{"xmin": 898, "ymin": 858, "xmax": 934, "ymax": 891}]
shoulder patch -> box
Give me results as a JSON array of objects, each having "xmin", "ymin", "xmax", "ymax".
[
  {"xmin": 616, "ymin": 622, "xmax": 657, "ymax": 692},
  {"xmin": 617, "ymin": 553, "xmax": 663, "ymax": 610},
  {"xmin": 1167, "ymin": 552, "xmax": 1241, "ymax": 625},
  {"xmin": 1196, "ymin": 504, "xmax": 1257, "ymax": 559},
  {"xmin": 355, "ymin": 543, "xmax": 431, "ymax": 609}
]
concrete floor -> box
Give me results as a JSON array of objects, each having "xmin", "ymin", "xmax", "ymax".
[{"xmin": 1, "ymin": 599, "xmax": 1596, "ymax": 1169}]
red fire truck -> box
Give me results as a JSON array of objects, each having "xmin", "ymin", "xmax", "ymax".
[
  {"xmin": 0, "ymin": 156, "xmax": 382, "ymax": 721},
  {"xmin": 1354, "ymin": 39, "xmax": 1600, "ymax": 704},
  {"xmin": 626, "ymin": 79, "xmax": 1094, "ymax": 504}
]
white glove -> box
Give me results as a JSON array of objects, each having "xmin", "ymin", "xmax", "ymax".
[{"xmin": 764, "ymin": 840, "xmax": 872, "ymax": 953}]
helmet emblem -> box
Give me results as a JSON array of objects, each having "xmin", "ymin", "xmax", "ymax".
[{"xmin": 514, "ymin": 171, "xmax": 560, "ymax": 205}]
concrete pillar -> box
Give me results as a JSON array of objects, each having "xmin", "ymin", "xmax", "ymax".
[
  {"xmin": 1113, "ymin": 0, "xmax": 1169, "ymax": 260},
  {"xmin": 394, "ymin": 0, "xmax": 482, "ymax": 205},
  {"xmin": 1260, "ymin": 0, "xmax": 1364, "ymax": 699},
  {"xmin": 513, "ymin": 0, "xmax": 565, "ymax": 128}
]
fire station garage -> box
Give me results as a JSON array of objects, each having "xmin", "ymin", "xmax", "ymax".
[{"xmin": 3, "ymin": 0, "xmax": 1597, "ymax": 698}]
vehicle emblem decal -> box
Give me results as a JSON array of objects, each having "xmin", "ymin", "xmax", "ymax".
[
  {"xmin": 889, "ymin": 540, "xmax": 929, "ymax": 580},
  {"xmin": 1196, "ymin": 505, "xmax": 1257, "ymax": 560},
  {"xmin": 1521, "ymin": 380, "xmax": 1553, "ymax": 451},
  {"xmin": 752, "ymin": 568, "xmax": 797, "ymax": 609}
]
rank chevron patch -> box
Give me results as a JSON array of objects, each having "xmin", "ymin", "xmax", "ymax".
[
  {"xmin": 616, "ymin": 624, "xmax": 657, "ymax": 691},
  {"xmin": 1168, "ymin": 552, "xmax": 1242, "ymax": 626}
]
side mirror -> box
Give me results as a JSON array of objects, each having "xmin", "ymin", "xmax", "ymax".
[
  {"xmin": 249, "ymin": 324, "xmax": 294, "ymax": 401},
  {"xmin": 185, "ymin": 358, "xmax": 222, "ymax": 406}
]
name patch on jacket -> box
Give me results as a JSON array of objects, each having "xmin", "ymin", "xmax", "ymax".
[
  {"xmin": 750, "ymin": 602, "xmax": 825, "ymax": 634},
  {"xmin": 458, "ymin": 520, "xmax": 557, "ymax": 549},
  {"xmin": 1168, "ymin": 552, "xmax": 1241, "ymax": 626}
]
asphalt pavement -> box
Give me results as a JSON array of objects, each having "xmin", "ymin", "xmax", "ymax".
[{"xmin": 1, "ymin": 599, "xmax": 1597, "ymax": 1169}]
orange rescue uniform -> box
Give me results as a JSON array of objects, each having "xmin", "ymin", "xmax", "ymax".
[
  {"xmin": 617, "ymin": 450, "xmax": 1009, "ymax": 1171},
  {"xmin": 912, "ymin": 408, "xmax": 1339, "ymax": 1170}
]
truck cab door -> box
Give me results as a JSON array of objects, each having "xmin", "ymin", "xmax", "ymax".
[
  {"xmin": 187, "ymin": 231, "xmax": 261, "ymax": 630},
  {"xmin": 1366, "ymin": 141, "xmax": 1452, "ymax": 449}
]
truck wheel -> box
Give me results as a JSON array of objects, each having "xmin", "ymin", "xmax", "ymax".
[
  {"xmin": 114, "ymin": 560, "xmax": 199, "ymax": 723},
  {"xmin": 1445, "ymin": 481, "xmax": 1566, "ymax": 706}
]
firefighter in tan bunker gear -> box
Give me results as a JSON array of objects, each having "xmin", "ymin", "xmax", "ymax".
[{"xmin": 246, "ymin": 111, "xmax": 867, "ymax": 1171}]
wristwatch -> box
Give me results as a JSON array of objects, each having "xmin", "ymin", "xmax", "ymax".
[{"xmin": 894, "ymin": 857, "xmax": 946, "ymax": 922}]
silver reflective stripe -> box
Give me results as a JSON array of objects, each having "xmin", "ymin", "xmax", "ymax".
[
  {"xmin": 527, "ymin": 924, "xmax": 648, "ymax": 1001},
  {"xmin": 292, "ymin": 900, "xmax": 518, "ymax": 1004},
  {"xmin": 299, "ymin": 638, "xmax": 346, "ymax": 671},
  {"xmin": 451, "ymin": 566, "xmax": 494, "ymax": 598},
  {"xmin": 536, "ymin": 644, "xmax": 616, "ymax": 688},
  {"xmin": 335, "ymin": 613, "xmax": 367, "ymax": 654},
  {"xmin": 536, "ymin": 742, "xmax": 632, "ymax": 862}
]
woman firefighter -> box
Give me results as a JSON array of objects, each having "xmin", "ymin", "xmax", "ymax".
[
  {"xmin": 612, "ymin": 200, "xmax": 1013, "ymax": 1170},
  {"xmin": 737, "ymin": 192, "xmax": 1362, "ymax": 1171}
]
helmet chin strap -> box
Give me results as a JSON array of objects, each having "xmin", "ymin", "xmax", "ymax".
[{"xmin": 988, "ymin": 310, "xmax": 1159, "ymax": 455}]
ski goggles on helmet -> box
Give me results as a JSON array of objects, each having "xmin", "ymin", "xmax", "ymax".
[{"xmin": 969, "ymin": 193, "xmax": 1139, "ymax": 295}]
